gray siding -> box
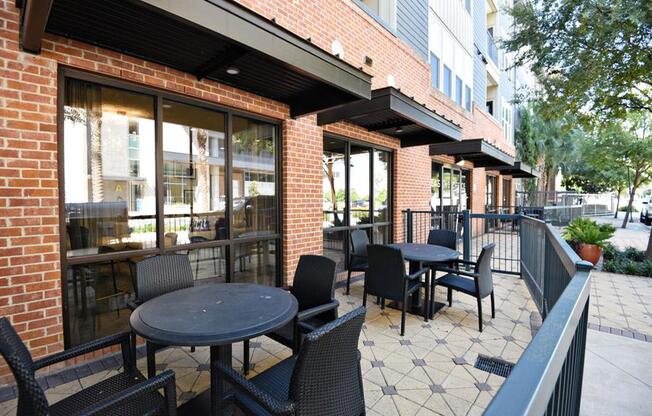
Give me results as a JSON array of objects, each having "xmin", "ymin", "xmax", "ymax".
[
  {"xmin": 472, "ymin": 0, "xmax": 487, "ymax": 107},
  {"xmin": 397, "ymin": 0, "xmax": 428, "ymax": 59}
]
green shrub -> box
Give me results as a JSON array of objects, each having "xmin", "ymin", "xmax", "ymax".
[
  {"xmin": 602, "ymin": 247, "xmax": 652, "ymax": 277},
  {"xmin": 602, "ymin": 242, "xmax": 617, "ymax": 260},
  {"xmin": 563, "ymin": 218, "xmax": 615, "ymax": 248}
]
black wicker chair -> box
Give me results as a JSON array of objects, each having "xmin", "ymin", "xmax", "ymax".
[
  {"xmin": 129, "ymin": 254, "xmax": 194, "ymax": 378},
  {"xmin": 434, "ymin": 243, "xmax": 496, "ymax": 331},
  {"xmin": 216, "ymin": 307, "xmax": 366, "ymax": 416},
  {"xmin": 0, "ymin": 318, "xmax": 177, "ymax": 416},
  {"xmin": 346, "ymin": 229, "xmax": 369, "ymax": 295},
  {"xmin": 364, "ymin": 245, "xmax": 430, "ymax": 336},
  {"xmin": 243, "ymin": 255, "xmax": 338, "ymax": 374},
  {"xmin": 426, "ymin": 229, "xmax": 458, "ymax": 314}
]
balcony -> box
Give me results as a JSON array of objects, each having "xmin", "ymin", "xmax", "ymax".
[{"xmin": 487, "ymin": 30, "xmax": 499, "ymax": 67}]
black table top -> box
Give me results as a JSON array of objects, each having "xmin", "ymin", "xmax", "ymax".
[
  {"xmin": 388, "ymin": 243, "xmax": 460, "ymax": 263},
  {"xmin": 130, "ymin": 283, "xmax": 298, "ymax": 347}
]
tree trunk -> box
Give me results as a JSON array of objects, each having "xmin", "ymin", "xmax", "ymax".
[
  {"xmin": 195, "ymin": 129, "xmax": 210, "ymax": 213},
  {"xmin": 647, "ymin": 229, "xmax": 652, "ymax": 259},
  {"xmin": 614, "ymin": 190, "xmax": 621, "ymax": 219},
  {"xmin": 622, "ymin": 171, "xmax": 641, "ymax": 229}
]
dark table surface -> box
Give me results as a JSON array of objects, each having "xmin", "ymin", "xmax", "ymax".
[
  {"xmin": 130, "ymin": 283, "xmax": 298, "ymax": 347},
  {"xmin": 388, "ymin": 243, "xmax": 460, "ymax": 264}
]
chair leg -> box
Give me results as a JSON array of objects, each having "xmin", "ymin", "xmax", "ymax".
[
  {"xmin": 146, "ymin": 341, "xmax": 157, "ymax": 378},
  {"xmin": 346, "ymin": 269, "xmax": 352, "ymax": 295},
  {"xmin": 490, "ymin": 291, "xmax": 496, "ymax": 318},
  {"xmin": 362, "ymin": 289, "xmax": 367, "ymax": 307},
  {"xmin": 195, "ymin": 250, "xmax": 200, "ymax": 276},
  {"xmin": 243, "ymin": 340, "xmax": 250, "ymax": 375},
  {"xmin": 423, "ymin": 273, "xmax": 430, "ymax": 322},
  {"xmin": 477, "ymin": 296, "xmax": 483, "ymax": 332},
  {"xmin": 429, "ymin": 276, "xmax": 436, "ymax": 317},
  {"xmin": 447, "ymin": 288, "xmax": 453, "ymax": 306},
  {"xmin": 381, "ymin": 298, "xmax": 385, "ymax": 310},
  {"xmin": 401, "ymin": 289, "xmax": 408, "ymax": 337}
]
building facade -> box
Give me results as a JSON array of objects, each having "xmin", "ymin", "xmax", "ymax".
[{"xmin": 0, "ymin": 0, "xmax": 532, "ymax": 379}]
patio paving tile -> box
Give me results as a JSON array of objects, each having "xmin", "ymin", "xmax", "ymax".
[{"xmin": 0, "ymin": 273, "xmax": 535, "ymax": 415}]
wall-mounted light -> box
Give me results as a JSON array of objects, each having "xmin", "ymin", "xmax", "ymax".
[
  {"xmin": 226, "ymin": 67, "xmax": 240, "ymax": 75},
  {"xmin": 456, "ymin": 158, "xmax": 465, "ymax": 166},
  {"xmin": 395, "ymin": 126, "xmax": 403, "ymax": 133}
]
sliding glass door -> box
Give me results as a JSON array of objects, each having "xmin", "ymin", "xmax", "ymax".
[{"xmin": 322, "ymin": 136, "xmax": 392, "ymax": 273}]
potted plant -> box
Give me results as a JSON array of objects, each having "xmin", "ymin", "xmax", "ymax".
[{"xmin": 563, "ymin": 218, "xmax": 615, "ymax": 265}]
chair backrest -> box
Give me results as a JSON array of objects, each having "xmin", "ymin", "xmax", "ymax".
[
  {"xmin": 474, "ymin": 243, "xmax": 495, "ymax": 298},
  {"xmin": 289, "ymin": 307, "xmax": 366, "ymax": 416},
  {"xmin": 365, "ymin": 245, "xmax": 406, "ymax": 301},
  {"xmin": 427, "ymin": 229, "xmax": 457, "ymax": 250},
  {"xmin": 135, "ymin": 254, "xmax": 194, "ymax": 303},
  {"xmin": 0, "ymin": 318, "xmax": 49, "ymax": 416},
  {"xmin": 189, "ymin": 235, "xmax": 209, "ymax": 244},
  {"xmin": 291, "ymin": 255, "xmax": 336, "ymax": 312},
  {"xmin": 350, "ymin": 229, "xmax": 369, "ymax": 258},
  {"xmin": 67, "ymin": 224, "xmax": 89, "ymax": 250}
]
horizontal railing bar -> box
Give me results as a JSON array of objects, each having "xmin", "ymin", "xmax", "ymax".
[{"xmin": 485, "ymin": 269, "xmax": 591, "ymax": 415}]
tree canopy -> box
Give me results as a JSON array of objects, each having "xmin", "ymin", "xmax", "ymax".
[{"xmin": 505, "ymin": 0, "xmax": 652, "ymax": 123}]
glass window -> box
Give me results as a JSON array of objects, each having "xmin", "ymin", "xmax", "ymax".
[
  {"xmin": 374, "ymin": 150, "xmax": 390, "ymax": 222},
  {"xmin": 63, "ymin": 79, "xmax": 156, "ymax": 258},
  {"xmin": 430, "ymin": 163, "xmax": 442, "ymax": 211},
  {"xmin": 455, "ymin": 76, "xmax": 463, "ymax": 105},
  {"xmin": 443, "ymin": 66, "xmax": 452, "ymax": 97},
  {"xmin": 323, "ymin": 139, "xmax": 346, "ymax": 228},
  {"xmin": 61, "ymin": 75, "xmax": 281, "ymax": 348},
  {"xmin": 442, "ymin": 168, "xmax": 452, "ymax": 209},
  {"xmin": 232, "ymin": 116, "xmax": 277, "ymax": 239},
  {"xmin": 360, "ymin": 0, "xmax": 397, "ymax": 30},
  {"xmin": 349, "ymin": 146, "xmax": 371, "ymax": 226},
  {"xmin": 233, "ymin": 240, "xmax": 277, "ymax": 286},
  {"xmin": 430, "ymin": 53, "xmax": 440, "ymax": 89},
  {"xmin": 486, "ymin": 175, "xmax": 497, "ymax": 208},
  {"xmin": 163, "ymin": 100, "xmax": 226, "ymax": 246},
  {"xmin": 464, "ymin": 85, "xmax": 472, "ymax": 111},
  {"xmin": 503, "ymin": 178, "xmax": 512, "ymax": 206}
]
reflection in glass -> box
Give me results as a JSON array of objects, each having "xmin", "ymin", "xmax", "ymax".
[
  {"xmin": 185, "ymin": 245, "xmax": 226, "ymax": 282},
  {"xmin": 373, "ymin": 224, "xmax": 390, "ymax": 245},
  {"xmin": 323, "ymin": 139, "xmax": 346, "ymax": 227},
  {"xmin": 442, "ymin": 168, "xmax": 452, "ymax": 209},
  {"xmin": 232, "ymin": 116, "xmax": 277, "ymax": 238},
  {"xmin": 65, "ymin": 254, "xmax": 144, "ymax": 347},
  {"xmin": 350, "ymin": 146, "xmax": 371, "ymax": 225},
  {"xmin": 63, "ymin": 79, "xmax": 156, "ymax": 257},
  {"xmin": 461, "ymin": 171, "xmax": 470, "ymax": 211},
  {"xmin": 162, "ymin": 100, "xmax": 226, "ymax": 246},
  {"xmin": 323, "ymin": 229, "xmax": 346, "ymax": 274},
  {"xmin": 233, "ymin": 240, "xmax": 277, "ymax": 285},
  {"xmin": 374, "ymin": 150, "xmax": 390, "ymax": 222},
  {"xmin": 431, "ymin": 163, "xmax": 441, "ymax": 211}
]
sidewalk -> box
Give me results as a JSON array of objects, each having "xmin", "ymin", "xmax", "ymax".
[{"xmin": 589, "ymin": 214, "xmax": 651, "ymax": 251}]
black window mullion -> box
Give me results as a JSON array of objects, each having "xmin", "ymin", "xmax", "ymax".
[
  {"xmin": 155, "ymin": 96, "xmax": 164, "ymax": 253},
  {"xmin": 225, "ymin": 112, "xmax": 233, "ymax": 283},
  {"xmin": 369, "ymin": 148, "xmax": 374, "ymax": 242}
]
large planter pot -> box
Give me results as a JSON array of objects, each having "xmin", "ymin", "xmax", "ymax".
[{"xmin": 579, "ymin": 243, "xmax": 601, "ymax": 265}]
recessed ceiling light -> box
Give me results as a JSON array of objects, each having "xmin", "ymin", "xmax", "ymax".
[
  {"xmin": 226, "ymin": 67, "xmax": 240, "ymax": 75},
  {"xmin": 395, "ymin": 126, "xmax": 403, "ymax": 133},
  {"xmin": 162, "ymin": 104, "xmax": 172, "ymax": 109}
]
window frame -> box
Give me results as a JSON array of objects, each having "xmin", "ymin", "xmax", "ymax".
[
  {"xmin": 443, "ymin": 65, "xmax": 452, "ymax": 97},
  {"xmin": 455, "ymin": 76, "xmax": 463, "ymax": 106},
  {"xmin": 430, "ymin": 52, "xmax": 440, "ymax": 90},
  {"xmin": 322, "ymin": 133, "xmax": 394, "ymax": 272},
  {"xmin": 57, "ymin": 67, "xmax": 283, "ymax": 347}
]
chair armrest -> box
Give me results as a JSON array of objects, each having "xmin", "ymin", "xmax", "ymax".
[
  {"xmin": 213, "ymin": 361, "xmax": 295, "ymax": 416},
  {"xmin": 296, "ymin": 300, "xmax": 339, "ymax": 322},
  {"xmin": 34, "ymin": 332, "xmax": 132, "ymax": 370},
  {"xmin": 406, "ymin": 267, "xmax": 430, "ymax": 280},
  {"xmin": 435, "ymin": 267, "xmax": 478, "ymax": 279},
  {"xmin": 78, "ymin": 370, "xmax": 177, "ymax": 416}
]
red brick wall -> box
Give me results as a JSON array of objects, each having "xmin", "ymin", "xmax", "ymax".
[{"xmin": 0, "ymin": 0, "xmax": 515, "ymax": 381}]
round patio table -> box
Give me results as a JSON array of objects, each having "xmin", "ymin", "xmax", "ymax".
[
  {"xmin": 130, "ymin": 283, "xmax": 298, "ymax": 416},
  {"xmin": 388, "ymin": 243, "xmax": 460, "ymax": 317}
]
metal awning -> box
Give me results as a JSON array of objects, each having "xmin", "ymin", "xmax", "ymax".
[
  {"xmin": 316, "ymin": 87, "xmax": 462, "ymax": 147},
  {"xmin": 485, "ymin": 161, "xmax": 540, "ymax": 178},
  {"xmin": 19, "ymin": 0, "xmax": 372, "ymax": 117},
  {"xmin": 429, "ymin": 138, "xmax": 514, "ymax": 168}
]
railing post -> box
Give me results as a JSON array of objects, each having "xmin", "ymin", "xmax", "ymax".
[
  {"xmin": 462, "ymin": 210, "xmax": 470, "ymax": 264},
  {"xmin": 406, "ymin": 209, "xmax": 413, "ymax": 243}
]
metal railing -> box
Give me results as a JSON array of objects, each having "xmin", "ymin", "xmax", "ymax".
[
  {"xmin": 485, "ymin": 216, "xmax": 593, "ymax": 415},
  {"xmin": 543, "ymin": 204, "xmax": 612, "ymax": 226}
]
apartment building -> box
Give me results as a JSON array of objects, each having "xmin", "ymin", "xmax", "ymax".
[{"xmin": 0, "ymin": 0, "xmax": 538, "ymax": 376}]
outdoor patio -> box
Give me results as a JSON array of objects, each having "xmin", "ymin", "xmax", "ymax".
[{"xmin": 0, "ymin": 273, "xmax": 536, "ymax": 416}]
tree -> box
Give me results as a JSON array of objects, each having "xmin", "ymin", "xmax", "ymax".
[
  {"xmin": 514, "ymin": 106, "xmax": 540, "ymax": 204},
  {"xmin": 505, "ymin": 0, "xmax": 652, "ymax": 123}
]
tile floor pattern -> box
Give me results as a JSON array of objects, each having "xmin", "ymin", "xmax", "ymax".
[
  {"xmin": 589, "ymin": 270, "xmax": 652, "ymax": 337},
  {"xmin": 0, "ymin": 274, "xmax": 536, "ymax": 416}
]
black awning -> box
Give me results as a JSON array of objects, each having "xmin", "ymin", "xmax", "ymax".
[
  {"xmin": 485, "ymin": 161, "xmax": 540, "ymax": 178},
  {"xmin": 429, "ymin": 139, "xmax": 514, "ymax": 168},
  {"xmin": 316, "ymin": 87, "xmax": 462, "ymax": 147},
  {"xmin": 22, "ymin": 0, "xmax": 371, "ymax": 117}
]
